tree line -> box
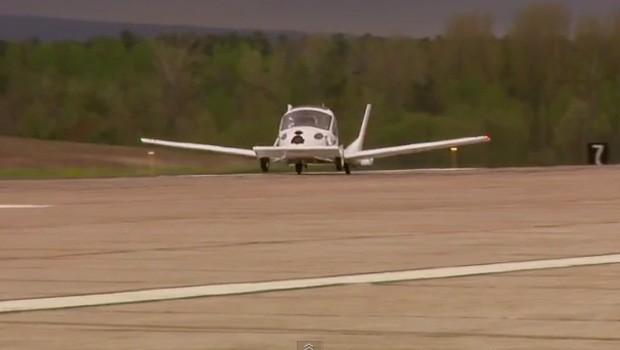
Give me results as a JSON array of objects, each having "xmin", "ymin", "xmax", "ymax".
[{"xmin": 1, "ymin": 3, "xmax": 619, "ymax": 167}]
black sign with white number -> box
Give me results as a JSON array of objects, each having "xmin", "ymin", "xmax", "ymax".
[{"xmin": 587, "ymin": 143, "xmax": 609, "ymax": 165}]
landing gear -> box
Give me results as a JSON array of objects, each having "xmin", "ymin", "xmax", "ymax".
[
  {"xmin": 335, "ymin": 157, "xmax": 343, "ymax": 171},
  {"xmin": 260, "ymin": 158, "xmax": 269, "ymax": 173},
  {"xmin": 335, "ymin": 157, "xmax": 351, "ymax": 175},
  {"xmin": 295, "ymin": 162, "xmax": 303, "ymax": 175},
  {"xmin": 344, "ymin": 163, "xmax": 351, "ymax": 175}
]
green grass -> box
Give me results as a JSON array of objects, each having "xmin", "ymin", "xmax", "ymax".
[
  {"xmin": 0, "ymin": 160, "xmax": 329, "ymax": 179},
  {"xmin": 0, "ymin": 162, "xmax": 391, "ymax": 180},
  {"xmin": 0, "ymin": 165, "xmax": 259, "ymax": 180}
]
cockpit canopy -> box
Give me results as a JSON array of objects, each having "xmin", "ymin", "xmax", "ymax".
[{"xmin": 280, "ymin": 109, "xmax": 333, "ymax": 131}]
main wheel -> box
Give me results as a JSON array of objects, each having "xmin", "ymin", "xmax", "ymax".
[
  {"xmin": 260, "ymin": 158, "xmax": 269, "ymax": 173},
  {"xmin": 335, "ymin": 157, "xmax": 343, "ymax": 171},
  {"xmin": 295, "ymin": 162, "xmax": 303, "ymax": 175},
  {"xmin": 344, "ymin": 163, "xmax": 351, "ymax": 175}
]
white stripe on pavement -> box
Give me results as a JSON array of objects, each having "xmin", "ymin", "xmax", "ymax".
[{"xmin": 1, "ymin": 253, "xmax": 619, "ymax": 314}]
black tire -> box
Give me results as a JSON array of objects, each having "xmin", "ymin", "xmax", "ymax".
[
  {"xmin": 335, "ymin": 157, "xmax": 343, "ymax": 171},
  {"xmin": 260, "ymin": 158, "xmax": 269, "ymax": 172},
  {"xmin": 295, "ymin": 163, "xmax": 303, "ymax": 174},
  {"xmin": 344, "ymin": 163, "xmax": 351, "ymax": 175}
]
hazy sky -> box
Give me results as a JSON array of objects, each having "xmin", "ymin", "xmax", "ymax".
[{"xmin": 1, "ymin": 0, "xmax": 619, "ymax": 36}]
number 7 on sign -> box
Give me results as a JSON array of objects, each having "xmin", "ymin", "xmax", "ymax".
[{"xmin": 592, "ymin": 144, "xmax": 606, "ymax": 165}]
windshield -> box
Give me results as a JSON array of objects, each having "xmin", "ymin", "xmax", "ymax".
[{"xmin": 280, "ymin": 110, "xmax": 332, "ymax": 131}]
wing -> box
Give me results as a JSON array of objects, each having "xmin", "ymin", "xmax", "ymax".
[
  {"xmin": 140, "ymin": 138, "xmax": 256, "ymax": 158},
  {"xmin": 344, "ymin": 135, "xmax": 490, "ymax": 160}
]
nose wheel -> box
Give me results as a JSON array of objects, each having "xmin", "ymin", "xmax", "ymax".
[
  {"xmin": 335, "ymin": 157, "xmax": 343, "ymax": 171},
  {"xmin": 295, "ymin": 162, "xmax": 303, "ymax": 174},
  {"xmin": 335, "ymin": 157, "xmax": 351, "ymax": 174}
]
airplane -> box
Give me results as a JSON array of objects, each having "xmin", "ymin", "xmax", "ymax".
[{"xmin": 140, "ymin": 104, "xmax": 491, "ymax": 175}]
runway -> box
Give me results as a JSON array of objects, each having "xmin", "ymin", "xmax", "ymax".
[
  {"xmin": 2, "ymin": 253, "xmax": 620, "ymax": 314},
  {"xmin": 1, "ymin": 165, "xmax": 619, "ymax": 349}
]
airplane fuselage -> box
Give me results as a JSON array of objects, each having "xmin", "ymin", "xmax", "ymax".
[{"xmin": 250, "ymin": 105, "xmax": 347, "ymax": 173}]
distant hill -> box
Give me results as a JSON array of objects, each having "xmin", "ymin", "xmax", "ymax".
[{"xmin": 0, "ymin": 15, "xmax": 306, "ymax": 42}]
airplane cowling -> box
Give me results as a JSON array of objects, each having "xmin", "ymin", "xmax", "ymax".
[
  {"xmin": 291, "ymin": 134, "xmax": 305, "ymax": 144},
  {"xmin": 284, "ymin": 126, "xmax": 332, "ymax": 147}
]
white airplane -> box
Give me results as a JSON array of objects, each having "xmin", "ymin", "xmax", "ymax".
[{"xmin": 140, "ymin": 104, "xmax": 491, "ymax": 174}]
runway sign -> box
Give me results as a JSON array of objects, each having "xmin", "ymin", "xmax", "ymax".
[{"xmin": 587, "ymin": 143, "xmax": 609, "ymax": 165}]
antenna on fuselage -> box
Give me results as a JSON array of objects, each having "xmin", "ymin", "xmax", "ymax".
[{"xmin": 287, "ymin": 104, "xmax": 292, "ymax": 111}]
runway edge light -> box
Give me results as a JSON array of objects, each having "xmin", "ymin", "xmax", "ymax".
[{"xmin": 147, "ymin": 150, "xmax": 156, "ymax": 176}]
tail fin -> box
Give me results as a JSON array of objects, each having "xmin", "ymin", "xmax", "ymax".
[{"xmin": 345, "ymin": 104, "xmax": 371, "ymax": 154}]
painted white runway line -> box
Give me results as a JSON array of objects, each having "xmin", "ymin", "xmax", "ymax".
[
  {"xmin": 0, "ymin": 204, "xmax": 51, "ymax": 209},
  {"xmin": 1, "ymin": 253, "xmax": 618, "ymax": 314}
]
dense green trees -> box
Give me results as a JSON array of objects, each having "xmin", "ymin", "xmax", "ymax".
[{"xmin": 1, "ymin": 4, "xmax": 618, "ymax": 167}]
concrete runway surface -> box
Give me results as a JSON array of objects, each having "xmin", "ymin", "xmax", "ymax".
[{"xmin": 1, "ymin": 166, "xmax": 619, "ymax": 349}]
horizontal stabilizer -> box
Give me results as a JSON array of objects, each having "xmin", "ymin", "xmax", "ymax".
[
  {"xmin": 345, "ymin": 135, "xmax": 490, "ymax": 160},
  {"xmin": 140, "ymin": 138, "xmax": 256, "ymax": 158}
]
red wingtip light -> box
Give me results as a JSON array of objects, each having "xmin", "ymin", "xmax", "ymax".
[{"xmin": 485, "ymin": 135, "xmax": 491, "ymax": 140}]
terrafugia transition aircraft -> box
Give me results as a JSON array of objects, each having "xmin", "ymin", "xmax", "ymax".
[{"xmin": 140, "ymin": 104, "xmax": 491, "ymax": 174}]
